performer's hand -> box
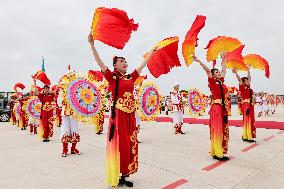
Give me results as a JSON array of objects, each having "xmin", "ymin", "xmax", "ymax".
[
  {"xmin": 88, "ymin": 33, "xmax": 94, "ymax": 46},
  {"xmin": 192, "ymin": 55, "xmax": 200, "ymax": 63},
  {"xmin": 220, "ymin": 52, "xmax": 227, "ymax": 60},
  {"xmin": 232, "ymin": 68, "xmax": 238, "ymax": 74}
]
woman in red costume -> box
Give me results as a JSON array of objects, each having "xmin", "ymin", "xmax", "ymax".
[
  {"xmin": 193, "ymin": 54, "xmax": 230, "ymax": 161},
  {"xmin": 232, "ymin": 68, "xmax": 256, "ymax": 142},
  {"xmin": 88, "ymin": 33, "xmax": 156, "ymax": 187}
]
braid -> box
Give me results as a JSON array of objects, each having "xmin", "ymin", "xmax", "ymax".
[
  {"xmin": 109, "ymin": 73, "xmax": 119, "ymax": 142},
  {"xmin": 216, "ymin": 79, "xmax": 228, "ymax": 123}
]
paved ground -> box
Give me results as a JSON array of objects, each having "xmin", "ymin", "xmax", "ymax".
[{"xmin": 0, "ymin": 106, "xmax": 284, "ymax": 189}]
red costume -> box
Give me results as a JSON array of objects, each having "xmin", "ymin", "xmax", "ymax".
[
  {"xmin": 237, "ymin": 92, "xmax": 242, "ymax": 115},
  {"xmin": 208, "ymin": 77, "xmax": 229, "ymax": 158},
  {"xmin": 18, "ymin": 98, "xmax": 29, "ymax": 129},
  {"xmin": 55, "ymin": 94, "xmax": 62, "ymax": 127},
  {"xmin": 239, "ymin": 84, "xmax": 256, "ymax": 140},
  {"xmin": 9, "ymin": 99, "xmax": 17, "ymax": 125},
  {"xmin": 103, "ymin": 68, "xmax": 139, "ymax": 186},
  {"xmin": 38, "ymin": 93, "xmax": 55, "ymax": 140}
]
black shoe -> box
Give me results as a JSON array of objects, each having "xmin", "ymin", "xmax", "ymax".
[
  {"xmin": 242, "ymin": 137, "xmax": 248, "ymax": 142},
  {"xmin": 180, "ymin": 132, "xmax": 186, "ymax": 134},
  {"xmin": 118, "ymin": 177, "xmax": 126, "ymax": 186},
  {"xmin": 96, "ymin": 132, "xmax": 102, "ymax": 135},
  {"xmin": 138, "ymin": 140, "xmax": 141, "ymax": 143},
  {"xmin": 43, "ymin": 139, "xmax": 47, "ymax": 142},
  {"xmin": 219, "ymin": 156, "xmax": 229, "ymax": 161},
  {"xmin": 247, "ymin": 140, "xmax": 256, "ymax": 143},
  {"xmin": 212, "ymin": 155, "xmax": 218, "ymax": 160},
  {"xmin": 125, "ymin": 180, "xmax": 134, "ymax": 187}
]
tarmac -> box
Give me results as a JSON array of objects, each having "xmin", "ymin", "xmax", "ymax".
[{"xmin": 0, "ymin": 105, "xmax": 284, "ymax": 189}]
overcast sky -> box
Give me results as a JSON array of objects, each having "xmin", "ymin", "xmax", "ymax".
[{"xmin": 1, "ymin": 0, "xmax": 283, "ymax": 95}]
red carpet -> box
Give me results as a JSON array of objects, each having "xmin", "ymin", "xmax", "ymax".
[{"xmin": 155, "ymin": 117, "xmax": 284, "ymax": 130}]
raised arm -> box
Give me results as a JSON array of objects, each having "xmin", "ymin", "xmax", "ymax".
[
  {"xmin": 88, "ymin": 33, "xmax": 107, "ymax": 72},
  {"xmin": 193, "ymin": 55, "xmax": 212, "ymax": 78},
  {"xmin": 220, "ymin": 53, "xmax": 227, "ymax": 78},
  {"xmin": 247, "ymin": 68, "xmax": 251, "ymax": 83},
  {"xmin": 232, "ymin": 69, "xmax": 242, "ymax": 84},
  {"xmin": 136, "ymin": 47, "xmax": 157, "ymax": 75},
  {"xmin": 32, "ymin": 76, "xmax": 39, "ymax": 96}
]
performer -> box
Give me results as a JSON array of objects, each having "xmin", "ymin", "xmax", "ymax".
[
  {"xmin": 88, "ymin": 33, "xmax": 156, "ymax": 187},
  {"xmin": 255, "ymin": 93, "xmax": 263, "ymax": 117},
  {"xmin": 270, "ymin": 94, "xmax": 276, "ymax": 114},
  {"xmin": 33, "ymin": 79, "xmax": 56, "ymax": 142},
  {"xmin": 169, "ymin": 82, "xmax": 186, "ymax": 134},
  {"xmin": 237, "ymin": 91, "xmax": 243, "ymax": 115},
  {"xmin": 18, "ymin": 94, "xmax": 29, "ymax": 130},
  {"xmin": 193, "ymin": 54, "xmax": 230, "ymax": 161},
  {"xmin": 55, "ymin": 95, "xmax": 62, "ymax": 127},
  {"xmin": 57, "ymin": 82, "xmax": 81, "ymax": 157},
  {"xmin": 27, "ymin": 93, "xmax": 39, "ymax": 135},
  {"xmin": 227, "ymin": 93, "xmax": 232, "ymax": 116},
  {"xmin": 9, "ymin": 95, "xmax": 18, "ymax": 125},
  {"xmin": 262, "ymin": 93, "xmax": 269, "ymax": 116},
  {"xmin": 232, "ymin": 68, "xmax": 256, "ymax": 142},
  {"xmin": 94, "ymin": 81, "xmax": 107, "ymax": 135}
]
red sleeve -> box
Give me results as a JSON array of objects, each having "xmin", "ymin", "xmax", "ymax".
[
  {"xmin": 37, "ymin": 94, "xmax": 43, "ymax": 102},
  {"xmin": 208, "ymin": 77, "xmax": 215, "ymax": 84},
  {"xmin": 130, "ymin": 69, "xmax": 139, "ymax": 82},
  {"xmin": 102, "ymin": 68, "xmax": 114, "ymax": 83}
]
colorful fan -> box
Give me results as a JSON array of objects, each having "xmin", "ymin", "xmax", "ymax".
[
  {"xmin": 182, "ymin": 15, "xmax": 206, "ymax": 66},
  {"xmin": 243, "ymin": 54, "xmax": 270, "ymax": 78},
  {"xmin": 187, "ymin": 89, "xmax": 204, "ymax": 118},
  {"xmin": 14, "ymin": 83, "xmax": 25, "ymax": 91},
  {"xmin": 146, "ymin": 36, "xmax": 181, "ymax": 78},
  {"xmin": 67, "ymin": 79, "xmax": 101, "ymax": 118},
  {"xmin": 206, "ymin": 36, "xmax": 243, "ymax": 63},
  {"xmin": 91, "ymin": 7, "xmax": 138, "ymax": 49},
  {"xmin": 136, "ymin": 81, "xmax": 161, "ymax": 121},
  {"xmin": 25, "ymin": 96, "xmax": 41, "ymax": 119},
  {"xmin": 226, "ymin": 45, "xmax": 248, "ymax": 71},
  {"xmin": 201, "ymin": 95, "xmax": 210, "ymax": 114}
]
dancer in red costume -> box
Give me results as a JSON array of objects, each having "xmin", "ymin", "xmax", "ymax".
[
  {"xmin": 88, "ymin": 33, "xmax": 156, "ymax": 187},
  {"xmin": 232, "ymin": 68, "xmax": 256, "ymax": 142},
  {"xmin": 33, "ymin": 79, "xmax": 57, "ymax": 142},
  {"xmin": 193, "ymin": 54, "xmax": 230, "ymax": 161}
]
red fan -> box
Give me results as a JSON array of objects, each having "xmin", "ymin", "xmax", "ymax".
[
  {"xmin": 134, "ymin": 75, "xmax": 147, "ymax": 86},
  {"xmin": 226, "ymin": 45, "xmax": 248, "ymax": 71},
  {"xmin": 182, "ymin": 15, "xmax": 206, "ymax": 66},
  {"xmin": 146, "ymin": 37, "xmax": 181, "ymax": 78},
  {"xmin": 243, "ymin": 54, "xmax": 270, "ymax": 78},
  {"xmin": 14, "ymin": 83, "xmax": 25, "ymax": 91},
  {"xmin": 88, "ymin": 70, "xmax": 104, "ymax": 82},
  {"xmin": 32, "ymin": 70, "xmax": 51, "ymax": 86},
  {"xmin": 91, "ymin": 7, "xmax": 138, "ymax": 49}
]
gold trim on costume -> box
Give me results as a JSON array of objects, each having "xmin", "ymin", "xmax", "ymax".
[{"xmin": 116, "ymin": 92, "xmax": 135, "ymax": 113}]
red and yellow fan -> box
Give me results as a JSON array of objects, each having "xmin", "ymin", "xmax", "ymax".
[
  {"xmin": 32, "ymin": 70, "xmax": 51, "ymax": 86},
  {"xmin": 225, "ymin": 45, "xmax": 248, "ymax": 71},
  {"xmin": 206, "ymin": 36, "xmax": 243, "ymax": 64},
  {"xmin": 146, "ymin": 36, "xmax": 181, "ymax": 78},
  {"xmin": 14, "ymin": 83, "xmax": 25, "ymax": 91},
  {"xmin": 91, "ymin": 7, "xmax": 138, "ymax": 50},
  {"xmin": 134, "ymin": 75, "xmax": 147, "ymax": 86},
  {"xmin": 182, "ymin": 15, "xmax": 206, "ymax": 66},
  {"xmin": 88, "ymin": 70, "xmax": 104, "ymax": 82},
  {"xmin": 243, "ymin": 54, "xmax": 270, "ymax": 78}
]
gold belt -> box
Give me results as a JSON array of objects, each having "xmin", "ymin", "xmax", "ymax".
[
  {"xmin": 211, "ymin": 99, "xmax": 228, "ymax": 105},
  {"xmin": 115, "ymin": 92, "xmax": 136, "ymax": 113},
  {"xmin": 242, "ymin": 99, "xmax": 255, "ymax": 105}
]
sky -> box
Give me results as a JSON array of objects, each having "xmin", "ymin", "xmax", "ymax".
[{"xmin": 0, "ymin": 0, "xmax": 284, "ymax": 95}]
